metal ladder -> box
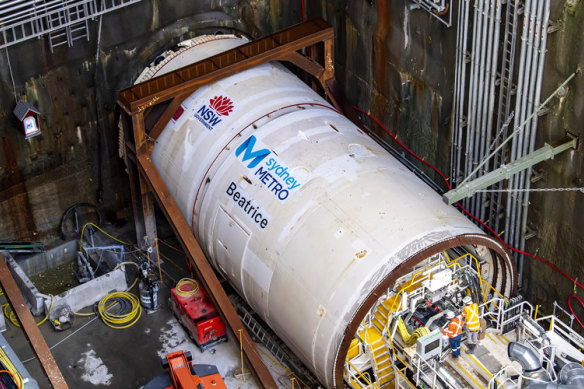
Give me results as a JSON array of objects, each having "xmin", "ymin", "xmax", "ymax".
[
  {"xmin": 232, "ymin": 297, "xmax": 320, "ymax": 387},
  {"xmin": 487, "ymin": 0, "xmax": 521, "ymax": 233},
  {"xmin": 240, "ymin": 310, "xmax": 289, "ymax": 361},
  {"xmin": 47, "ymin": 2, "xmax": 91, "ymax": 51}
]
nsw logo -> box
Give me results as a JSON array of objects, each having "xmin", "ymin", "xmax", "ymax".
[{"xmin": 194, "ymin": 95, "xmax": 234, "ymax": 131}]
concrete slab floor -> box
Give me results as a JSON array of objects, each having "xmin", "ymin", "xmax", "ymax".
[{"xmin": 0, "ymin": 253, "xmax": 298, "ymax": 388}]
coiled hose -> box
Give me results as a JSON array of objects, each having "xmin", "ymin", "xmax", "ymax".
[
  {"xmin": 97, "ymin": 291, "xmax": 142, "ymax": 329},
  {"xmin": 174, "ymin": 278, "xmax": 199, "ymax": 297}
]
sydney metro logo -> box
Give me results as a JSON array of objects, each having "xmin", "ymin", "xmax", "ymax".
[
  {"xmin": 235, "ymin": 135, "xmax": 302, "ymax": 201},
  {"xmin": 194, "ymin": 95, "xmax": 234, "ymax": 130}
]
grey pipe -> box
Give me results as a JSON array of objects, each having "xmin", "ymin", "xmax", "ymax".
[
  {"xmin": 471, "ymin": 0, "xmax": 489, "ymax": 217},
  {"xmin": 455, "ymin": 0, "xmax": 471, "ymax": 189},
  {"xmin": 473, "ymin": 0, "xmax": 492, "ymax": 219},
  {"xmin": 504, "ymin": 0, "xmax": 531, "ymax": 246},
  {"xmin": 526, "ymin": 363, "xmax": 584, "ymax": 388},
  {"xmin": 452, "ymin": 0, "xmax": 466, "ymax": 187},
  {"xmin": 477, "ymin": 0, "xmax": 502, "ymax": 221},
  {"xmin": 513, "ymin": 0, "xmax": 544, "ymax": 256},
  {"xmin": 464, "ymin": 0, "xmax": 484, "ymax": 208},
  {"xmin": 508, "ymin": 342, "xmax": 542, "ymax": 372},
  {"xmin": 511, "ymin": 0, "xmax": 538, "ymax": 250},
  {"xmin": 505, "ymin": 0, "xmax": 532, "ymax": 251},
  {"xmin": 482, "ymin": 0, "xmax": 502, "ymax": 222},
  {"xmin": 518, "ymin": 0, "xmax": 550, "ymax": 275},
  {"xmin": 494, "ymin": 0, "xmax": 520, "ymax": 234}
]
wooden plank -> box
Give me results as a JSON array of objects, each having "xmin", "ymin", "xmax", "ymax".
[
  {"xmin": 0, "ymin": 253, "xmax": 69, "ymax": 389},
  {"xmin": 136, "ymin": 154, "xmax": 277, "ymax": 389}
]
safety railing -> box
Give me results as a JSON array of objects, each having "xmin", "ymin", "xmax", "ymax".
[
  {"xmin": 536, "ymin": 313, "xmax": 584, "ymax": 352},
  {"xmin": 488, "ymin": 364, "xmax": 524, "ymax": 389},
  {"xmin": 479, "ymin": 297, "xmax": 533, "ymax": 334},
  {"xmin": 345, "ymin": 358, "xmax": 379, "ymax": 389},
  {"xmin": 413, "ymin": 355, "xmax": 457, "ymax": 389}
]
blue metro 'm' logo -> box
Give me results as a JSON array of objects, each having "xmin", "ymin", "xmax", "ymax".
[{"xmin": 235, "ymin": 135, "xmax": 271, "ymax": 168}]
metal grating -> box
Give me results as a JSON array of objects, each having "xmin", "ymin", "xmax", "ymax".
[{"xmin": 0, "ymin": 0, "xmax": 143, "ymax": 49}]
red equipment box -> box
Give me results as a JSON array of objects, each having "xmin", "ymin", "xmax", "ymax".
[{"xmin": 170, "ymin": 279, "xmax": 227, "ymax": 350}]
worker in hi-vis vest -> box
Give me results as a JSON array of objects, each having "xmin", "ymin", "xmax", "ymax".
[
  {"xmin": 441, "ymin": 310, "xmax": 463, "ymax": 358},
  {"xmin": 462, "ymin": 296, "xmax": 481, "ymax": 353}
]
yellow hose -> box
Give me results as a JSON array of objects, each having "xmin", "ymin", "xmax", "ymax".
[
  {"xmin": 396, "ymin": 318, "xmax": 430, "ymax": 346},
  {"xmin": 76, "ymin": 262, "xmax": 141, "ymax": 317},
  {"xmin": 97, "ymin": 291, "xmax": 142, "ymax": 329},
  {"xmin": 175, "ymin": 278, "xmax": 199, "ymax": 297},
  {"xmin": 3, "ymin": 295, "xmax": 53, "ymax": 328}
]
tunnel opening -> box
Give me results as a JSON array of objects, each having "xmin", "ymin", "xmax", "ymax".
[{"xmin": 336, "ymin": 236, "xmax": 517, "ymax": 388}]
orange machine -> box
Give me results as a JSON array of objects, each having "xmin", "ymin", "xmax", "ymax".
[{"xmin": 145, "ymin": 350, "xmax": 227, "ymax": 389}]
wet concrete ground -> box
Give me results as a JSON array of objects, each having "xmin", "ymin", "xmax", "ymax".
[{"xmin": 1, "ymin": 241, "xmax": 295, "ymax": 388}]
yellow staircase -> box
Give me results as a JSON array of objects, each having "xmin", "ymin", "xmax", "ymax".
[{"xmin": 359, "ymin": 327, "xmax": 395, "ymax": 387}]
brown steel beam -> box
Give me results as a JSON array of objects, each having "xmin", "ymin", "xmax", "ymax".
[
  {"xmin": 148, "ymin": 95, "xmax": 187, "ymax": 141},
  {"xmin": 0, "ymin": 253, "xmax": 69, "ymax": 389},
  {"xmin": 136, "ymin": 154, "xmax": 277, "ymax": 389},
  {"xmin": 118, "ymin": 18, "xmax": 333, "ymax": 114}
]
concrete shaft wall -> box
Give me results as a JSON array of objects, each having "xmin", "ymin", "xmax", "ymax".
[{"xmin": 0, "ymin": 0, "xmax": 583, "ymax": 317}]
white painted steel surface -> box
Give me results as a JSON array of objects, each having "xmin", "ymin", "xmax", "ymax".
[{"xmin": 143, "ymin": 36, "xmax": 514, "ymax": 387}]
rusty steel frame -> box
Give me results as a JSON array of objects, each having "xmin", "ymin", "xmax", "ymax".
[
  {"xmin": 0, "ymin": 253, "xmax": 69, "ymax": 389},
  {"xmin": 115, "ymin": 18, "xmax": 352, "ymax": 388}
]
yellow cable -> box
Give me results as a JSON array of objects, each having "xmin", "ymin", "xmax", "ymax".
[
  {"xmin": 155, "ymin": 238, "xmax": 163, "ymax": 282},
  {"xmin": 3, "ymin": 295, "xmax": 53, "ymax": 328},
  {"xmin": 0, "ymin": 369, "xmax": 21, "ymax": 389},
  {"xmin": 97, "ymin": 291, "xmax": 142, "ymax": 329},
  {"xmin": 0, "ymin": 338, "xmax": 23, "ymax": 388},
  {"xmin": 175, "ymin": 278, "xmax": 199, "ymax": 297},
  {"xmin": 79, "ymin": 222, "xmax": 132, "ymax": 249}
]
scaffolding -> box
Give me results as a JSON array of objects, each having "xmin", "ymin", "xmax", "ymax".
[{"xmin": 0, "ymin": 0, "xmax": 143, "ymax": 51}]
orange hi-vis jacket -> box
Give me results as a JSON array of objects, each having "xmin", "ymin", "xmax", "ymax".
[
  {"xmin": 443, "ymin": 317, "xmax": 463, "ymax": 338},
  {"xmin": 463, "ymin": 303, "xmax": 481, "ymax": 331}
]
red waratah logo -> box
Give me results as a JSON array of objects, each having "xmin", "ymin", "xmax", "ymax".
[{"xmin": 209, "ymin": 96, "xmax": 234, "ymax": 116}]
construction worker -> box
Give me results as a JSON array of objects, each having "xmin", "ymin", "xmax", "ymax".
[
  {"xmin": 441, "ymin": 310, "xmax": 463, "ymax": 358},
  {"xmin": 462, "ymin": 296, "xmax": 481, "ymax": 353}
]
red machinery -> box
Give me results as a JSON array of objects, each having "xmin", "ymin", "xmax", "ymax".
[{"xmin": 170, "ymin": 279, "xmax": 227, "ymax": 350}]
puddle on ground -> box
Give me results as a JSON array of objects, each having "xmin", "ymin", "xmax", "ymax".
[{"xmin": 29, "ymin": 260, "xmax": 80, "ymax": 296}]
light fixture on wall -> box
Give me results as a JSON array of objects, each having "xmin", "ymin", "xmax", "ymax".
[{"xmin": 13, "ymin": 101, "xmax": 41, "ymax": 139}]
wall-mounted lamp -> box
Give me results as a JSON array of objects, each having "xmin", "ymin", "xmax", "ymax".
[{"xmin": 13, "ymin": 101, "xmax": 41, "ymax": 139}]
